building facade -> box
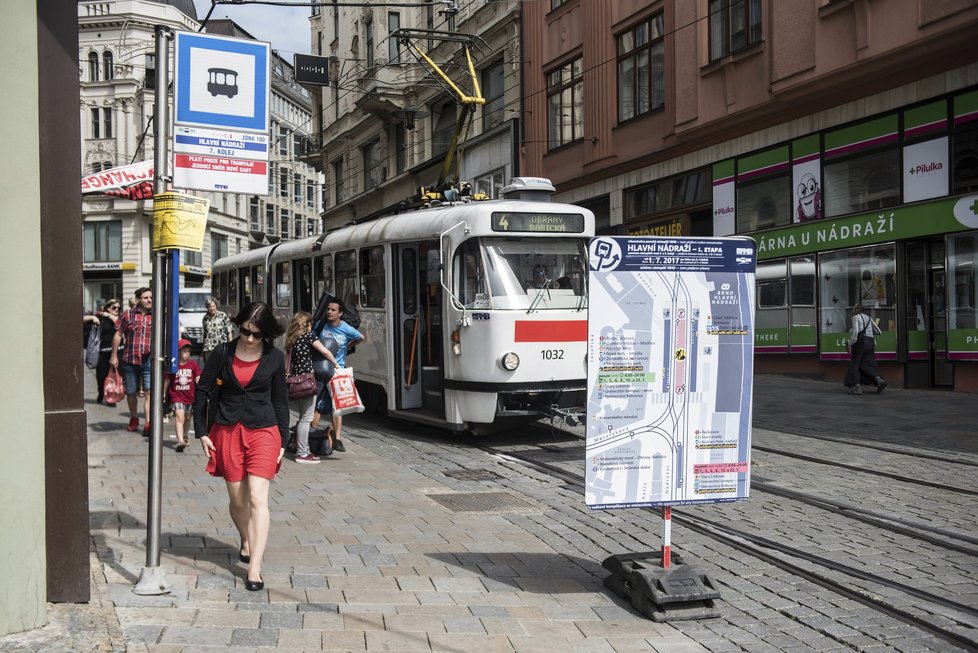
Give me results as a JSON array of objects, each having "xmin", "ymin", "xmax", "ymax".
[
  {"xmin": 522, "ymin": 0, "xmax": 978, "ymax": 392},
  {"xmin": 305, "ymin": 0, "xmax": 520, "ymax": 229},
  {"xmin": 79, "ymin": 3, "xmax": 320, "ymax": 311}
]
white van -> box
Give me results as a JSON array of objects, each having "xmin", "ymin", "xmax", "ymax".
[{"xmin": 178, "ymin": 288, "xmax": 212, "ymax": 351}]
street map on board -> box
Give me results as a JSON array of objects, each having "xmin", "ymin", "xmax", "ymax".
[{"xmin": 585, "ymin": 237, "xmax": 756, "ymax": 509}]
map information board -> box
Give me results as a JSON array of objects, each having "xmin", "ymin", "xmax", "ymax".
[{"xmin": 585, "ymin": 237, "xmax": 756, "ymax": 509}]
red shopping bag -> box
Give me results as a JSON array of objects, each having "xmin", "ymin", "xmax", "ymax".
[
  {"xmin": 328, "ymin": 368, "xmax": 365, "ymax": 417},
  {"xmin": 103, "ymin": 366, "xmax": 126, "ymax": 405}
]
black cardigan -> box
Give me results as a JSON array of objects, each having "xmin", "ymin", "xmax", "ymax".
[{"xmin": 193, "ymin": 340, "xmax": 290, "ymax": 447}]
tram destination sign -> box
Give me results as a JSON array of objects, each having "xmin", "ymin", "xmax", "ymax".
[{"xmin": 491, "ymin": 212, "xmax": 585, "ymax": 233}]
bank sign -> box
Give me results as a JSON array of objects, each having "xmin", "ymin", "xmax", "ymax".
[{"xmin": 755, "ymin": 194, "xmax": 978, "ymax": 260}]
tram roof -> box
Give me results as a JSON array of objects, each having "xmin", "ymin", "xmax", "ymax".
[{"xmin": 317, "ymin": 199, "xmax": 595, "ymax": 252}]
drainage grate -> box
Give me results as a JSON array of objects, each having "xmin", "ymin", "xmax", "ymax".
[
  {"xmin": 426, "ymin": 491, "xmax": 540, "ymax": 513},
  {"xmin": 444, "ymin": 468, "xmax": 502, "ymax": 482}
]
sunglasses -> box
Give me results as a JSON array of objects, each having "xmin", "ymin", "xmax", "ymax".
[
  {"xmin": 107, "ymin": 305, "xmax": 120, "ymax": 310},
  {"xmin": 239, "ymin": 326, "xmax": 263, "ymax": 339}
]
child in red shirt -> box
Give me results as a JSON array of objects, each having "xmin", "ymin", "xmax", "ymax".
[{"xmin": 165, "ymin": 339, "xmax": 201, "ymax": 452}]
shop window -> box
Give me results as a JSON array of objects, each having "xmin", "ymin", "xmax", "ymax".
[
  {"xmin": 818, "ymin": 244, "xmax": 897, "ymax": 358},
  {"xmin": 755, "ymin": 261, "xmax": 787, "ymax": 350},
  {"xmin": 625, "ymin": 170, "xmax": 709, "ymax": 220},
  {"xmin": 952, "ymin": 122, "xmax": 978, "ymax": 194},
  {"xmin": 736, "ymin": 173, "xmax": 790, "ymax": 232},
  {"xmin": 709, "ymin": 0, "xmax": 762, "ymax": 62},
  {"xmin": 823, "ymin": 149, "xmax": 900, "ymax": 217},
  {"xmin": 83, "ymin": 220, "xmax": 121, "ymax": 262},
  {"xmin": 547, "ymin": 58, "xmax": 584, "ymax": 150},
  {"xmin": 948, "ymin": 234, "xmax": 977, "ymax": 331},
  {"xmin": 789, "ymin": 256, "xmax": 817, "ymax": 351},
  {"xmin": 359, "ymin": 245, "xmax": 385, "ymax": 308},
  {"xmin": 617, "ymin": 14, "xmax": 665, "ymax": 122}
]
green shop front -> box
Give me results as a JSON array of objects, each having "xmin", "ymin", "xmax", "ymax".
[{"xmin": 712, "ymin": 87, "xmax": 978, "ymax": 392}]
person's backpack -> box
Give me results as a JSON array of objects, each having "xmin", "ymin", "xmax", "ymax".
[{"xmin": 85, "ymin": 321, "xmax": 101, "ymax": 369}]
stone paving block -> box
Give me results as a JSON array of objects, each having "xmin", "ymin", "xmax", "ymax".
[
  {"xmin": 304, "ymin": 588, "xmax": 346, "ymax": 604},
  {"xmin": 229, "ymin": 626, "xmax": 279, "ymax": 647},
  {"xmin": 342, "ymin": 612, "xmax": 386, "ymax": 631},
  {"xmin": 364, "ymin": 630, "xmax": 432, "ymax": 651},
  {"xmin": 158, "ymin": 625, "xmax": 232, "ymax": 646},
  {"xmin": 571, "ymin": 638, "xmax": 618, "ymax": 653},
  {"xmin": 440, "ymin": 615, "xmax": 487, "ymax": 634},
  {"xmin": 327, "ymin": 575, "xmax": 399, "ymax": 590},
  {"xmin": 290, "ymin": 573, "xmax": 329, "ymax": 588},
  {"xmin": 259, "ymin": 611, "xmax": 303, "ymax": 629},
  {"xmin": 193, "ymin": 609, "xmax": 261, "ymax": 627},
  {"xmin": 428, "ymin": 632, "xmax": 513, "ymax": 652},
  {"xmin": 303, "ymin": 612, "xmax": 345, "ymax": 630},
  {"xmin": 431, "ymin": 576, "xmax": 487, "ymax": 593},
  {"xmin": 116, "ymin": 607, "xmax": 197, "ymax": 626},
  {"xmin": 383, "ymin": 613, "xmax": 447, "ymax": 633},
  {"xmin": 480, "ymin": 617, "xmax": 527, "ymax": 636},
  {"xmin": 121, "ymin": 624, "xmax": 164, "ymax": 643},
  {"xmin": 509, "ymin": 634, "xmax": 577, "ymax": 652},
  {"xmin": 276, "ymin": 627, "xmax": 324, "ymax": 649}
]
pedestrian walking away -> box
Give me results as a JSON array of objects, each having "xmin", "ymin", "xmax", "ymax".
[
  {"xmin": 165, "ymin": 339, "xmax": 200, "ymax": 452},
  {"xmin": 311, "ymin": 298, "xmax": 364, "ymax": 453},
  {"xmin": 192, "ymin": 301, "xmax": 288, "ymax": 591},
  {"xmin": 844, "ymin": 303, "xmax": 887, "ymax": 395},
  {"xmin": 200, "ymin": 297, "xmax": 233, "ymax": 363},
  {"xmin": 285, "ymin": 312, "xmax": 339, "ymax": 464},
  {"xmin": 110, "ymin": 287, "xmax": 153, "ymax": 433}
]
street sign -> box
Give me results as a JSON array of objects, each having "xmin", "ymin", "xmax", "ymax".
[
  {"xmin": 294, "ymin": 54, "xmax": 330, "ymax": 85},
  {"xmin": 172, "ymin": 125, "xmax": 269, "ymax": 194},
  {"xmin": 174, "ymin": 32, "xmax": 270, "ymax": 132}
]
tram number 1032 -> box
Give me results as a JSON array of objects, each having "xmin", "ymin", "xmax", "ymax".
[{"xmin": 541, "ymin": 349, "xmax": 565, "ymax": 360}]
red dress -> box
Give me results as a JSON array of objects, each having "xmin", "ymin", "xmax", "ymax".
[{"xmin": 206, "ymin": 356, "xmax": 282, "ymax": 481}]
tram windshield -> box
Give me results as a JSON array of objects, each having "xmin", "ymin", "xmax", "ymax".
[{"xmin": 454, "ymin": 237, "xmax": 587, "ymax": 310}]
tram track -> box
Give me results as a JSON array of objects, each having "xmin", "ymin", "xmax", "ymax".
[{"xmin": 479, "ymin": 439, "xmax": 978, "ymax": 652}]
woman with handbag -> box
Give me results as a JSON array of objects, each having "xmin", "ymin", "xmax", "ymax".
[
  {"xmin": 284, "ymin": 312, "xmax": 338, "ymax": 464},
  {"xmin": 192, "ymin": 301, "xmax": 288, "ymax": 591},
  {"xmin": 94, "ymin": 299, "xmax": 122, "ymax": 405}
]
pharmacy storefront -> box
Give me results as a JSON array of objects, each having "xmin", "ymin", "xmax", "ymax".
[{"xmin": 714, "ymin": 87, "xmax": 978, "ymax": 391}]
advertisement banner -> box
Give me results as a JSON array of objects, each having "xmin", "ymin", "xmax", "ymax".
[
  {"xmin": 712, "ymin": 179, "xmax": 735, "ymax": 236},
  {"xmin": 81, "ymin": 160, "xmax": 155, "ymax": 200},
  {"xmin": 903, "ymin": 137, "xmax": 949, "ymax": 203},
  {"xmin": 792, "ymin": 155, "xmax": 822, "ymax": 223},
  {"xmin": 585, "ymin": 236, "xmax": 755, "ymax": 509},
  {"xmin": 152, "ymin": 192, "xmax": 209, "ymax": 252}
]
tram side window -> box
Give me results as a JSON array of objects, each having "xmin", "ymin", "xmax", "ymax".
[
  {"xmin": 241, "ymin": 269, "xmax": 252, "ymax": 304},
  {"xmin": 453, "ymin": 240, "xmax": 487, "ymax": 308},
  {"xmin": 295, "ymin": 258, "xmax": 313, "ymax": 312},
  {"xmin": 254, "ymin": 264, "xmax": 265, "ymax": 302},
  {"xmin": 360, "ymin": 246, "xmax": 385, "ymax": 308},
  {"xmin": 335, "ymin": 250, "xmax": 358, "ymax": 310},
  {"xmin": 314, "ymin": 254, "xmax": 333, "ymax": 297},
  {"xmin": 227, "ymin": 269, "xmax": 238, "ymax": 307},
  {"xmin": 216, "ymin": 271, "xmax": 228, "ymax": 305},
  {"xmin": 275, "ymin": 261, "xmax": 291, "ymax": 308}
]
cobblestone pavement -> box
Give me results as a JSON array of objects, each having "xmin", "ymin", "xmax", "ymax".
[{"xmin": 0, "ymin": 373, "xmax": 975, "ymax": 652}]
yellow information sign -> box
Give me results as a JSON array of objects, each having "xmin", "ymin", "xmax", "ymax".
[{"xmin": 152, "ymin": 192, "xmax": 209, "ymax": 251}]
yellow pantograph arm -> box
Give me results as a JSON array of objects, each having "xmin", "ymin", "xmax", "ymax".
[{"xmin": 411, "ymin": 42, "xmax": 485, "ymax": 106}]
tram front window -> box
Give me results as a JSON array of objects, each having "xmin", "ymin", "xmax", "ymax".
[{"xmin": 471, "ymin": 238, "xmax": 587, "ymax": 310}]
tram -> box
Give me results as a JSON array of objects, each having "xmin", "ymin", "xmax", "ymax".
[{"xmin": 211, "ymin": 178, "xmax": 594, "ymax": 433}]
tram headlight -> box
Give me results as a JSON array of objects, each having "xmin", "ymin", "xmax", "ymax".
[{"xmin": 501, "ymin": 351, "xmax": 520, "ymax": 371}]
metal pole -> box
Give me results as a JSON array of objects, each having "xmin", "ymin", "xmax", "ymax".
[{"xmin": 135, "ymin": 24, "xmax": 173, "ymax": 596}]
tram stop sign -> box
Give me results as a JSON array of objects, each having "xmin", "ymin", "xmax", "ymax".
[{"xmin": 294, "ymin": 54, "xmax": 330, "ymax": 86}]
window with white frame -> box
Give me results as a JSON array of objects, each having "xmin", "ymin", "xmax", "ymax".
[
  {"xmin": 279, "ymin": 168, "xmax": 289, "ymax": 198},
  {"xmin": 87, "ymin": 52, "xmax": 99, "ymax": 81},
  {"xmin": 547, "ymin": 58, "xmax": 584, "ymax": 149},
  {"xmin": 83, "ymin": 221, "xmax": 121, "ymax": 262},
  {"xmin": 617, "ymin": 14, "xmax": 664, "ymax": 122},
  {"xmin": 249, "ymin": 197, "xmax": 260, "ymax": 231},
  {"xmin": 266, "ymin": 204, "xmax": 275, "ymax": 232},
  {"xmin": 103, "ymin": 51, "xmax": 113, "ymax": 81},
  {"xmin": 281, "ymin": 210, "xmax": 290, "ymax": 238},
  {"xmin": 333, "ymin": 158, "xmax": 345, "ymax": 204},
  {"xmin": 362, "ymin": 140, "xmax": 381, "ymax": 190},
  {"xmin": 474, "ymin": 169, "xmax": 506, "ymax": 199},
  {"xmin": 388, "ymin": 12, "xmax": 401, "ymax": 64},
  {"xmin": 709, "ymin": 0, "xmax": 762, "ymax": 61},
  {"xmin": 211, "ymin": 233, "xmax": 229, "ymax": 262},
  {"xmin": 90, "ymin": 108, "xmax": 100, "ymax": 139}
]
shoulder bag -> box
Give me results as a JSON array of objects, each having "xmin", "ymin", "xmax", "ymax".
[{"xmin": 286, "ymin": 349, "xmax": 317, "ymax": 400}]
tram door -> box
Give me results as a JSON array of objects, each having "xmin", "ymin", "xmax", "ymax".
[
  {"xmin": 394, "ymin": 244, "xmax": 424, "ymax": 409},
  {"xmin": 905, "ymin": 240, "xmax": 954, "ymax": 388}
]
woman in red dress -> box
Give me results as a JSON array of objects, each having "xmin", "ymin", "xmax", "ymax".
[{"xmin": 193, "ymin": 302, "xmax": 288, "ymax": 591}]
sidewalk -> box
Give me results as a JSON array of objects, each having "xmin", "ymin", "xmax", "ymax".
[
  {"xmin": 1, "ymin": 375, "xmax": 705, "ymax": 653},
  {"xmin": 2, "ymin": 372, "xmax": 975, "ymax": 652}
]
